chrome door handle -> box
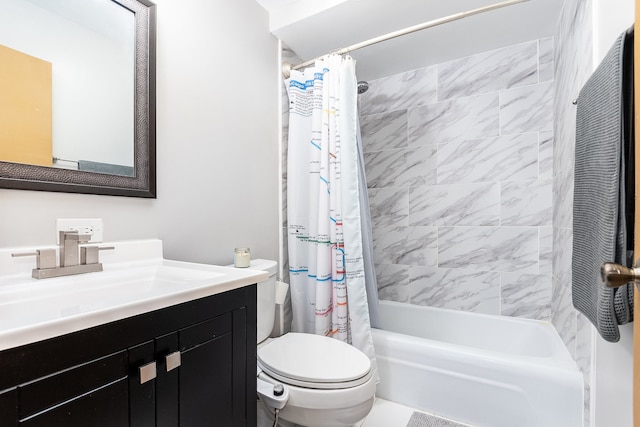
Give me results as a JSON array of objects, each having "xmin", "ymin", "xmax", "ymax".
[
  {"xmin": 139, "ymin": 361, "xmax": 157, "ymax": 384},
  {"xmin": 601, "ymin": 262, "xmax": 640, "ymax": 288},
  {"xmin": 165, "ymin": 351, "xmax": 181, "ymax": 372}
]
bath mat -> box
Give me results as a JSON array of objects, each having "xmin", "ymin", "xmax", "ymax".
[{"xmin": 405, "ymin": 411, "xmax": 470, "ymax": 427}]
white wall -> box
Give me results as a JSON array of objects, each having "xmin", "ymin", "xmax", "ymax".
[
  {"xmin": 593, "ymin": 0, "xmax": 635, "ymax": 65},
  {"xmin": 154, "ymin": 0, "xmax": 280, "ymax": 265},
  {"xmin": 595, "ymin": 324, "xmax": 633, "ymax": 427},
  {"xmin": 0, "ymin": 0, "xmax": 280, "ymax": 267}
]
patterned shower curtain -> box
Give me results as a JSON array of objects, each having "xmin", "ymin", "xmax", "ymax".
[{"xmin": 285, "ymin": 54, "xmax": 377, "ymax": 370}]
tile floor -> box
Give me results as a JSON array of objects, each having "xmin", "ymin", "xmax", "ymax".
[
  {"xmin": 259, "ymin": 396, "xmax": 466, "ymax": 427},
  {"xmin": 357, "ymin": 398, "xmax": 471, "ymax": 427},
  {"xmin": 356, "ymin": 398, "xmax": 417, "ymax": 426}
]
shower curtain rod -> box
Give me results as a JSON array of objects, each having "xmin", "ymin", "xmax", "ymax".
[{"xmin": 282, "ymin": 0, "xmax": 530, "ymax": 78}]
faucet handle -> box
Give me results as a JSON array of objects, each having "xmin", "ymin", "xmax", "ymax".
[
  {"xmin": 80, "ymin": 245, "xmax": 115, "ymax": 265},
  {"xmin": 12, "ymin": 249, "xmax": 57, "ymax": 270}
]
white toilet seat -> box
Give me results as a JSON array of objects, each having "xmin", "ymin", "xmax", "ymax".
[{"xmin": 257, "ymin": 333, "xmax": 372, "ymax": 390}]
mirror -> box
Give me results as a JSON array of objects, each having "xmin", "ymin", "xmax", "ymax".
[{"xmin": 0, "ymin": 0, "xmax": 156, "ymax": 197}]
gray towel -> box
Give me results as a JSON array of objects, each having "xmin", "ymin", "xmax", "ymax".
[{"xmin": 572, "ymin": 30, "xmax": 634, "ymax": 343}]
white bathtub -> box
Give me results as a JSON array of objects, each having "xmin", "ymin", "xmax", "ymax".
[{"xmin": 372, "ymin": 301, "xmax": 583, "ymax": 427}]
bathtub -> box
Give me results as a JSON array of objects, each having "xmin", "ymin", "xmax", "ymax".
[{"xmin": 372, "ymin": 301, "xmax": 583, "ymax": 427}]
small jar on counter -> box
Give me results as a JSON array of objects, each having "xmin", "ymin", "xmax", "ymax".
[{"xmin": 234, "ymin": 248, "xmax": 251, "ymax": 268}]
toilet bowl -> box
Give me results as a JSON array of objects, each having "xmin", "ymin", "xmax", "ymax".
[{"xmin": 249, "ymin": 259, "xmax": 375, "ymax": 427}]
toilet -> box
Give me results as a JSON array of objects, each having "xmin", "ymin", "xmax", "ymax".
[{"xmin": 250, "ymin": 259, "xmax": 376, "ymax": 427}]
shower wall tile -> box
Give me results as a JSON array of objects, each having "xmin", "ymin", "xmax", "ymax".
[
  {"xmin": 282, "ymin": 89, "xmax": 290, "ymax": 130},
  {"xmin": 576, "ymin": 313, "xmax": 593, "ymax": 427},
  {"xmin": 500, "ymin": 82, "xmax": 554, "ymax": 134},
  {"xmin": 583, "ymin": 386, "xmax": 591, "ymax": 427},
  {"xmin": 409, "ymin": 183, "xmax": 500, "ymax": 226},
  {"xmin": 438, "ymin": 226, "xmax": 539, "ymax": 273},
  {"xmin": 539, "ymin": 131, "xmax": 554, "ymax": 180},
  {"xmin": 539, "ymin": 37, "xmax": 555, "ymax": 83},
  {"xmin": 409, "ymin": 267, "xmax": 500, "ymax": 314},
  {"xmin": 437, "ymin": 133, "xmax": 538, "ymax": 184},
  {"xmin": 281, "ymin": 226, "xmax": 290, "ymax": 284},
  {"xmin": 553, "ymin": 2, "xmax": 593, "ymax": 425},
  {"xmin": 372, "ymin": 226, "xmax": 438, "ymax": 266},
  {"xmin": 408, "ymin": 93, "xmax": 499, "ymax": 146},
  {"xmin": 438, "ymin": 41, "xmax": 538, "ymax": 101},
  {"xmin": 501, "ymin": 273, "xmax": 552, "ymax": 320},
  {"xmin": 364, "ymin": 148, "xmax": 407, "ymax": 189},
  {"xmin": 553, "ymin": 0, "xmax": 592, "ymax": 178},
  {"xmin": 358, "ymin": 66, "xmax": 437, "ymax": 116},
  {"xmin": 354, "ymin": 36, "xmax": 556, "ymax": 326},
  {"xmin": 368, "ymin": 188, "xmax": 409, "ymax": 228},
  {"xmin": 376, "ymin": 263, "xmax": 410, "ymax": 302},
  {"xmin": 365, "ymin": 145, "xmax": 437, "ymax": 189},
  {"xmin": 360, "ymin": 110, "xmax": 408, "ymax": 153},
  {"xmin": 500, "ymin": 179, "xmax": 552, "ymax": 226},
  {"xmin": 539, "ymin": 227, "xmax": 553, "ymax": 275},
  {"xmin": 553, "ymin": 167, "xmax": 574, "ymax": 230},
  {"xmin": 553, "ymin": 104, "xmax": 576, "ymax": 176},
  {"xmin": 400, "ymin": 146, "xmax": 439, "ymax": 188},
  {"xmin": 575, "ymin": 311, "xmax": 593, "ymax": 376},
  {"xmin": 552, "ymin": 227, "xmax": 573, "ymax": 283},
  {"xmin": 553, "ymin": 17, "xmax": 583, "ymax": 176},
  {"xmin": 552, "ymin": 274, "xmax": 577, "ymax": 357}
]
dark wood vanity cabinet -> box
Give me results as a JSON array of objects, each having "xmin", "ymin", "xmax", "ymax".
[{"xmin": 0, "ymin": 285, "xmax": 257, "ymax": 426}]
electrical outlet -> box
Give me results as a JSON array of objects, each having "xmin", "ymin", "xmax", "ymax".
[{"xmin": 56, "ymin": 218, "xmax": 104, "ymax": 243}]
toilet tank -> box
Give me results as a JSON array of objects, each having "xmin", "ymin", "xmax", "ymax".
[{"xmin": 249, "ymin": 259, "xmax": 277, "ymax": 344}]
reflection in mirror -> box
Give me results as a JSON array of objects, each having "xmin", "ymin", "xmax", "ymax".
[
  {"xmin": 0, "ymin": 0, "xmax": 135, "ymax": 176},
  {"xmin": 0, "ymin": 0, "xmax": 155, "ymax": 197}
]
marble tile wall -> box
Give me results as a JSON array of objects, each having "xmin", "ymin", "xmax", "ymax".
[
  {"xmin": 552, "ymin": 1, "xmax": 594, "ymax": 426},
  {"xmin": 359, "ymin": 38, "xmax": 554, "ymax": 320}
]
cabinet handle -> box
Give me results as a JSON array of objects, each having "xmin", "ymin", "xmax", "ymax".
[
  {"xmin": 139, "ymin": 361, "xmax": 157, "ymax": 384},
  {"xmin": 166, "ymin": 351, "xmax": 182, "ymax": 372}
]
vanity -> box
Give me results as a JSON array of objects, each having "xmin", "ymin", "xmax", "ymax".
[{"xmin": 0, "ymin": 240, "xmax": 266, "ymax": 426}]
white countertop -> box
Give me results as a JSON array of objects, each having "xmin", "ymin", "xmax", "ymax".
[{"xmin": 0, "ymin": 239, "xmax": 267, "ymax": 351}]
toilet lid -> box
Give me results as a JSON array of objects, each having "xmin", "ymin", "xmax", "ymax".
[{"xmin": 257, "ymin": 333, "xmax": 372, "ymax": 389}]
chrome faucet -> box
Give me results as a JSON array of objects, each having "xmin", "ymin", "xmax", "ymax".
[
  {"xmin": 59, "ymin": 231, "xmax": 91, "ymax": 267},
  {"xmin": 12, "ymin": 231, "xmax": 114, "ymax": 279}
]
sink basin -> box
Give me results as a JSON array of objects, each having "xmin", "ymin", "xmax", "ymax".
[
  {"xmin": 0, "ymin": 240, "xmax": 268, "ymax": 351},
  {"xmin": 0, "ymin": 264, "xmax": 224, "ymax": 324}
]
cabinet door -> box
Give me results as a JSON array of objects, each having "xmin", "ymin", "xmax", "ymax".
[
  {"xmin": 155, "ymin": 332, "xmax": 180, "ymax": 427},
  {"xmin": 178, "ymin": 312, "xmax": 235, "ymax": 427},
  {"xmin": 0, "ymin": 388, "xmax": 17, "ymax": 425},
  {"xmin": 17, "ymin": 351, "xmax": 129, "ymax": 427},
  {"xmin": 129, "ymin": 341, "xmax": 156, "ymax": 427}
]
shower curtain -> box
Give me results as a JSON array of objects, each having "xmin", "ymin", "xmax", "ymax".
[{"xmin": 286, "ymin": 54, "xmax": 377, "ymax": 371}]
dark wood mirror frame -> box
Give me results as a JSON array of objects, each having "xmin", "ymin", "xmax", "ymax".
[{"xmin": 0, "ymin": 0, "xmax": 156, "ymax": 198}]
